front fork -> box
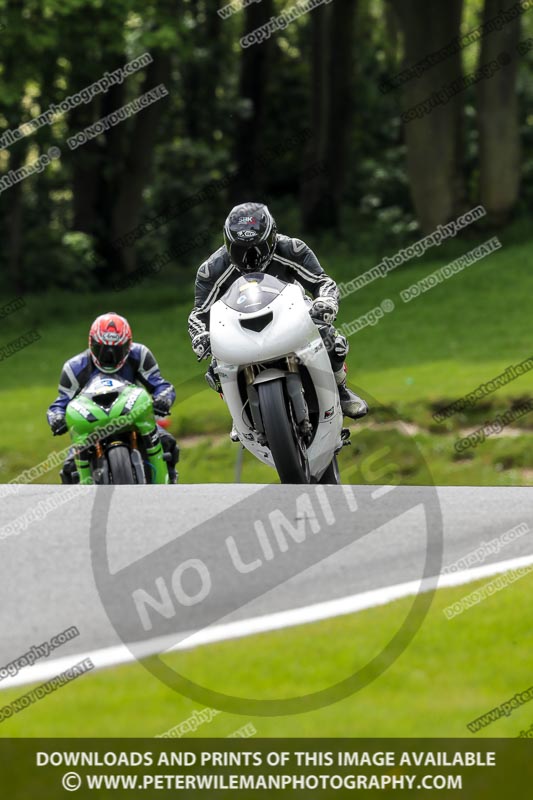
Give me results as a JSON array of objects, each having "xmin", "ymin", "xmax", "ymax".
[
  {"xmin": 74, "ymin": 450, "xmax": 94, "ymax": 485},
  {"xmin": 245, "ymin": 358, "xmax": 312, "ymax": 444},
  {"xmin": 141, "ymin": 426, "xmax": 169, "ymax": 484},
  {"xmin": 73, "ymin": 427, "xmax": 169, "ymax": 485}
]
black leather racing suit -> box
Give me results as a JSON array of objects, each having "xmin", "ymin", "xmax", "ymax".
[{"xmin": 188, "ymin": 234, "xmax": 347, "ymax": 373}]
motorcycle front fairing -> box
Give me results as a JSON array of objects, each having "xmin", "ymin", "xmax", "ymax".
[
  {"xmin": 210, "ymin": 274, "xmax": 343, "ymax": 478},
  {"xmin": 65, "ymin": 376, "xmax": 168, "ymax": 484}
]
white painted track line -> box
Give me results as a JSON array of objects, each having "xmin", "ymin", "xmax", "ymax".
[{"xmin": 2, "ymin": 552, "xmax": 533, "ymax": 692}]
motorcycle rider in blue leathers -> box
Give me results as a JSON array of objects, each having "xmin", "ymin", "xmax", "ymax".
[{"xmin": 47, "ymin": 312, "xmax": 179, "ymax": 483}]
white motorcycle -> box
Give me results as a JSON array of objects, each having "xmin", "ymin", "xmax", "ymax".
[{"xmin": 210, "ymin": 273, "xmax": 349, "ymax": 484}]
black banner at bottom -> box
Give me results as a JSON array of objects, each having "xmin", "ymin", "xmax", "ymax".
[{"xmin": 0, "ymin": 739, "xmax": 531, "ymax": 798}]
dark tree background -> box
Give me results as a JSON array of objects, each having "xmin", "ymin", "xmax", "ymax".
[{"xmin": 0, "ymin": 0, "xmax": 531, "ymax": 291}]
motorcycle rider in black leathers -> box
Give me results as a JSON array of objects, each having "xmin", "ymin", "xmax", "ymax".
[{"xmin": 188, "ymin": 203, "xmax": 368, "ymax": 426}]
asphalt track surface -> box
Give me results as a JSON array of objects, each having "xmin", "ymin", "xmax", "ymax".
[{"xmin": 0, "ymin": 485, "xmax": 532, "ymax": 674}]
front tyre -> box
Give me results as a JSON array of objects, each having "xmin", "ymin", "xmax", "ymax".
[
  {"xmin": 107, "ymin": 445, "xmax": 136, "ymax": 485},
  {"xmin": 258, "ymin": 379, "xmax": 311, "ymax": 484}
]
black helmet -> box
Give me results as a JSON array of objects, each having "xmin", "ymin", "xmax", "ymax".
[{"xmin": 223, "ymin": 202, "xmax": 277, "ymax": 272}]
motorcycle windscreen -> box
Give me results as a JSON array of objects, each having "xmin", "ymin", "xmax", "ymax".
[
  {"xmin": 83, "ymin": 375, "xmax": 129, "ymax": 398},
  {"xmin": 222, "ymin": 272, "xmax": 284, "ymax": 314}
]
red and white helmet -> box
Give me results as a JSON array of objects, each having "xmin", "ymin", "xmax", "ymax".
[{"xmin": 89, "ymin": 312, "xmax": 132, "ymax": 373}]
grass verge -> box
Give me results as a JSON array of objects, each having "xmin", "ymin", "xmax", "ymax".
[
  {"xmin": 1, "ymin": 570, "xmax": 531, "ymax": 738},
  {"xmin": 0, "ymin": 228, "xmax": 531, "ymax": 483}
]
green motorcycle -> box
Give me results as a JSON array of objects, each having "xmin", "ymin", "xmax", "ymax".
[{"xmin": 65, "ymin": 375, "xmax": 173, "ymax": 485}]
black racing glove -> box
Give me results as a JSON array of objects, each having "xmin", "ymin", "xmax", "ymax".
[
  {"xmin": 310, "ymin": 297, "xmax": 338, "ymax": 325},
  {"xmin": 152, "ymin": 388, "xmax": 174, "ymax": 417},
  {"xmin": 192, "ymin": 332, "xmax": 211, "ymax": 361},
  {"xmin": 49, "ymin": 412, "xmax": 68, "ymax": 436}
]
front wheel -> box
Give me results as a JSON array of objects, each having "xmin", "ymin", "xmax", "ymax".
[
  {"xmin": 258, "ymin": 379, "xmax": 311, "ymax": 484},
  {"xmin": 107, "ymin": 445, "xmax": 136, "ymax": 484}
]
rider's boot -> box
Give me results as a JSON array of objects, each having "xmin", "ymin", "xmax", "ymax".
[
  {"xmin": 60, "ymin": 457, "xmax": 79, "ymax": 485},
  {"xmin": 160, "ymin": 435, "xmax": 179, "ymax": 484},
  {"xmin": 205, "ymin": 362, "xmax": 222, "ymax": 394},
  {"xmin": 334, "ymin": 366, "xmax": 369, "ymax": 420}
]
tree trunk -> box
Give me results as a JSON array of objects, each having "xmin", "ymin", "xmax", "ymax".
[
  {"xmin": 69, "ymin": 97, "xmax": 103, "ymax": 234},
  {"xmin": 477, "ymin": 0, "xmax": 522, "ymax": 224},
  {"xmin": 392, "ymin": 0, "xmax": 466, "ymax": 233},
  {"xmin": 105, "ymin": 53, "xmax": 172, "ymax": 277},
  {"xmin": 301, "ymin": 0, "xmax": 358, "ymax": 231},
  {"xmin": 182, "ymin": 0, "xmax": 202, "ymax": 140},
  {"xmin": 182, "ymin": 0, "xmax": 225, "ymax": 140},
  {"xmin": 1, "ymin": 0, "xmax": 26, "ymax": 290},
  {"xmin": 203, "ymin": 0, "xmax": 226, "ymax": 134},
  {"xmin": 231, "ymin": 0, "xmax": 275, "ymax": 202},
  {"xmin": 384, "ymin": 1, "xmax": 401, "ymax": 69},
  {"xmin": 5, "ymin": 148, "xmax": 25, "ymax": 292},
  {"xmin": 61, "ymin": 5, "xmax": 125, "ymax": 244}
]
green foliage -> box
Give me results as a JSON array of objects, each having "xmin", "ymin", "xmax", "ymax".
[{"xmin": 0, "ymin": 0, "xmax": 531, "ymax": 290}]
